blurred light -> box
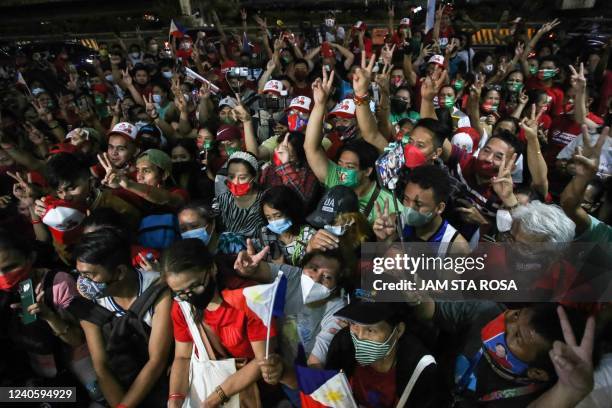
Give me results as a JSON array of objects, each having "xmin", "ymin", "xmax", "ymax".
[{"xmin": 413, "ymin": 6, "xmax": 423, "ymax": 13}]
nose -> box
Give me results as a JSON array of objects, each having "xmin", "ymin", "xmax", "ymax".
[{"xmin": 351, "ymin": 325, "xmax": 366, "ymax": 340}]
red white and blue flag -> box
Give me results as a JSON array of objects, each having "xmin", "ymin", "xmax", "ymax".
[
  {"xmin": 296, "ymin": 365, "xmax": 357, "ymax": 408},
  {"xmin": 169, "ymin": 19, "xmax": 186, "ymax": 38}
]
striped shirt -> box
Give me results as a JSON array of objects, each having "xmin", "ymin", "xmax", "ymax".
[{"xmin": 213, "ymin": 190, "xmax": 266, "ymax": 238}]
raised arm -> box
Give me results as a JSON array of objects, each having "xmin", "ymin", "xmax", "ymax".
[
  {"xmin": 304, "ymin": 68, "xmax": 333, "ymax": 182},
  {"xmin": 353, "ymin": 53, "xmax": 389, "ymax": 153},
  {"xmin": 521, "ymin": 104, "xmax": 549, "ymax": 198},
  {"xmin": 331, "ymin": 43, "xmax": 355, "ymax": 71},
  {"xmin": 524, "ymin": 19, "xmax": 561, "ymax": 65},
  {"xmin": 233, "ymin": 96, "xmax": 268, "ymax": 160},
  {"xmin": 570, "ymin": 63, "xmax": 587, "ymax": 125},
  {"xmin": 420, "ymin": 65, "xmax": 448, "ymax": 120}
]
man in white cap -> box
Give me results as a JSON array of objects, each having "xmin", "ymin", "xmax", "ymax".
[
  {"xmin": 254, "ymin": 79, "xmax": 290, "ymax": 141},
  {"xmin": 91, "ymin": 122, "xmax": 139, "ymax": 180}
]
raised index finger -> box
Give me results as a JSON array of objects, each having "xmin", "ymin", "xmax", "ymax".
[{"xmin": 557, "ymin": 306, "xmax": 577, "ymax": 347}]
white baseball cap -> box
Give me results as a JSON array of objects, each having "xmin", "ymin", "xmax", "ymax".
[
  {"xmin": 108, "ymin": 122, "xmax": 137, "ymax": 141},
  {"xmin": 263, "ymin": 80, "xmax": 287, "ymax": 96},
  {"xmin": 428, "ymin": 55, "xmax": 445, "ymax": 67},
  {"xmin": 399, "ymin": 18, "xmax": 411, "ymax": 27},
  {"xmin": 218, "ymin": 96, "xmax": 238, "ymax": 109},
  {"xmin": 328, "ymin": 99, "xmax": 356, "ymax": 119},
  {"xmin": 286, "ymin": 96, "xmax": 312, "ymax": 113}
]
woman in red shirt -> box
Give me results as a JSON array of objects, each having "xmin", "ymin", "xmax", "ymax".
[{"xmin": 162, "ymin": 239, "xmax": 276, "ymax": 408}]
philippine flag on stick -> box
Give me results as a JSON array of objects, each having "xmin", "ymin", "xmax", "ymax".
[
  {"xmin": 297, "ymin": 365, "xmax": 357, "ymax": 408},
  {"xmin": 169, "ymin": 19, "xmax": 186, "ymax": 38}
]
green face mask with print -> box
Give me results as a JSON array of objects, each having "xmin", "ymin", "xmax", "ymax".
[
  {"xmin": 506, "ymin": 81, "xmax": 523, "ymax": 93},
  {"xmin": 221, "ymin": 116, "xmax": 236, "ymax": 125},
  {"xmin": 453, "ymin": 80, "xmax": 465, "ymax": 92},
  {"xmin": 203, "ymin": 140, "xmax": 214, "ymax": 151},
  {"xmin": 529, "ymin": 66, "xmax": 538, "ymax": 75},
  {"xmin": 225, "ymin": 146, "xmax": 240, "ymax": 156},
  {"xmin": 337, "ymin": 166, "xmax": 359, "ymax": 188},
  {"xmin": 443, "ymin": 96, "xmax": 455, "ymax": 109}
]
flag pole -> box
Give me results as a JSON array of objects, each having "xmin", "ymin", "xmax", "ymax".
[{"xmin": 265, "ymin": 271, "xmax": 283, "ymax": 359}]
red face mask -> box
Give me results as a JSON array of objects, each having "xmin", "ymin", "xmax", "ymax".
[
  {"xmin": 0, "ymin": 265, "xmax": 31, "ymax": 292},
  {"xmin": 272, "ymin": 151, "xmax": 283, "ymax": 167},
  {"xmin": 227, "ymin": 179, "xmax": 252, "ymax": 197},
  {"xmin": 481, "ymin": 102, "xmax": 499, "ymax": 113},
  {"xmin": 474, "ymin": 159, "xmax": 498, "ymax": 178}
]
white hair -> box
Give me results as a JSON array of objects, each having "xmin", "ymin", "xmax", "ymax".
[{"xmin": 511, "ymin": 201, "xmax": 575, "ymax": 243}]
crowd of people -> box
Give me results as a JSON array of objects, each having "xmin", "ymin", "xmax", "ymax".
[{"xmin": 0, "ymin": 2, "xmax": 611, "ymax": 407}]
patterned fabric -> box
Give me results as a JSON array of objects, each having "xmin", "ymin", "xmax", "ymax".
[
  {"xmin": 212, "ymin": 190, "xmax": 266, "ymax": 238},
  {"xmin": 260, "ymin": 161, "xmax": 320, "ymax": 209}
]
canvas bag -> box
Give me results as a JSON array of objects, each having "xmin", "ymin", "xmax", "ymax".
[{"xmin": 178, "ymin": 301, "xmax": 239, "ymax": 408}]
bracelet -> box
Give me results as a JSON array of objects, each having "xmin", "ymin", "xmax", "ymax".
[
  {"xmin": 168, "ymin": 393, "xmax": 186, "ymax": 401},
  {"xmin": 31, "ymin": 218, "xmax": 42, "ymax": 225},
  {"xmin": 214, "ymin": 385, "xmax": 229, "ymax": 404},
  {"xmin": 353, "ymin": 93, "xmax": 370, "ymax": 106}
]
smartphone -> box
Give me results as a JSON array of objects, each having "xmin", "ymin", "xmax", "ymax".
[{"xmin": 19, "ymin": 278, "xmax": 37, "ymax": 325}]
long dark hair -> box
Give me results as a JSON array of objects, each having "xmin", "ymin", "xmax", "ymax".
[{"xmin": 260, "ymin": 185, "xmax": 305, "ymax": 235}]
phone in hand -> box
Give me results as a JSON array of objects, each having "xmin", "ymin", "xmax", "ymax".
[{"xmin": 19, "ymin": 278, "xmax": 37, "ymax": 325}]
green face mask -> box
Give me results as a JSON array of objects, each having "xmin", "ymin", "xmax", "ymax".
[
  {"xmin": 453, "ymin": 80, "xmax": 465, "ymax": 92},
  {"xmin": 538, "ymin": 69, "xmax": 557, "ymax": 80},
  {"xmin": 529, "ymin": 66, "xmax": 538, "ymax": 75},
  {"xmin": 443, "ymin": 96, "xmax": 455, "ymax": 109},
  {"xmin": 351, "ymin": 326, "xmax": 399, "ymax": 366},
  {"xmin": 94, "ymin": 95, "xmax": 105, "ymax": 105},
  {"xmin": 203, "ymin": 140, "xmax": 214, "ymax": 151},
  {"xmin": 221, "ymin": 116, "xmax": 236, "ymax": 125},
  {"xmin": 337, "ymin": 166, "xmax": 359, "ymax": 188},
  {"xmin": 225, "ymin": 146, "xmax": 240, "ymax": 156},
  {"xmin": 506, "ymin": 81, "xmax": 523, "ymax": 93},
  {"xmin": 401, "ymin": 206, "xmax": 433, "ymax": 227}
]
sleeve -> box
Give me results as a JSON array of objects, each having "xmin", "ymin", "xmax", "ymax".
[
  {"xmin": 324, "ymin": 160, "xmax": 340, "ymax": 188},
  {"xmin": 577, "ymin": 215, "xmax": 612, "ymax": 244},
  {"xmin": 51, "ymin": 271, "xmax": 79, "ymax": 310},
  {"xmin": 171, "ymin": 301, "xmax": 194, "ymax": 343},
  {"xmin": 433, "ymin": 301, "xmax": 501, "ymax": 333},
  {"xmin": 310, "ymin": 300, "xmax": 347, "ymax": 364}
]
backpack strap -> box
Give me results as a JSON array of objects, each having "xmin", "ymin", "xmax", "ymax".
[
  {"xmin": 363, "ymin": 184, "xmax": 381, "ymax": 220},
  {"xmin": 67, "ymin": 296, "xmax": 115, "ymax": 327},
  {"xmin": 128, "ymin": 279, "xmax": 167, "ymax": 321},
  {"xmin": 396, "ymin": 354, "xmax": 436, "ymax": 408},
  {"xmin": 42, "ymin": 269, "xmax": 60, "ymax": 312}
]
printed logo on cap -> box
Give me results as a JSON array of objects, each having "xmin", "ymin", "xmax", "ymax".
[
  {"xmin": 110, "ymin": 122, "xmax": 137, "ymax": 140},
  {"xmin": 399, "ymin": 18, "xmax": 411, "ymax": 27},
  {"xmin": 322, "ymin": 198, "xmax": 335, "ymax": 213},
  {"xmin": 428, "ymin": 55, "xmax": 445, "ymax": 66},
  {"xmin": 42, "ymin": 199, "xmax": 86, "ymax": 232},
  {"xmin": 330, "ymin": 99, "xmax": 356, "ymax": 118},
  {"xmin": 289, "ymin": 96, "xmax": 312, "ymax": 112}
]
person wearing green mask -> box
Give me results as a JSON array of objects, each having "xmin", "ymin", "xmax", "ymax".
[
  {"xmin": 218, "ymin": 96, "xmax": 238, "ymax": 125},
  {"xmin": 305, "ymin": 68, "xmax": 402, "ymax": 226},
  {"xmin": 505, "ymin": 70, "xmax": 525, "ymax": 94},
  {"xmin": 373, "ymin": 164, "xmax": 470, "ymax": 256},
  {"xmin": 438, "ymin": 85, "xmax": 470, "ymax": 130},
  {"xmin": 525, "ymin": 56, "xmax": 565, "ymax": 117}
]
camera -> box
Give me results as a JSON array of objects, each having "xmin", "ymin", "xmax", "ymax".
[
  {"xmin": 260, "ymin": 95, "xmax": 288, "ymax": 111},
  {"xmin": 228, "ymin": 67, "xmax": 249, "ymax": 78}
]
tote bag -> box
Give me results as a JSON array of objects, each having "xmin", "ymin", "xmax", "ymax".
[{"xmin": 178, "ymin": 301, "xmax": 240, "ymax": 408}]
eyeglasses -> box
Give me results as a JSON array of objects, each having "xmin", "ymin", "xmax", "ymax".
[{"xmin": 172, "ymin": 274, "xmax": 209, "ymax": 301}]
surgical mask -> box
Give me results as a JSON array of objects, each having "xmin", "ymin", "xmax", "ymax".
[
  {"xmin": 401, "ymin": 206, "xmax": 433, "ymax": 227},
  {"xmin": 337, "ymin": 166, "xmax": 359, "ymax": 188},
  {"xmin": 105, "ymin": 74, "xmax": 114, "ymax": 82},
  {"xmin": 130, "ymin": 52, "xmax": 141, "ymax": 59},
  {"xmin": 506, "ymin": 81, "xmax": 523, "ymax": 93},
  {"xmin": 77, "ymin": 275, "xmax": 110, "ymax": 300},
  {"xmin": 452, "ymin": 79, "xmax": 465, "ymax": 92},
  {"xmin": 162, "ymin": 71, "xmax": 173, "ymax": 79},
  {"xmin": 267, "ymin": 218, "xmax": 293, "ymax": 234},
  {"xmin": 181, "ymin": 227, "xmax": 212, "ymax": 245},
  {"xmin": 351, "ymin": 326, "xmax": 399, "ymax": 366},
  {"xmin": 294, "ymin": 71, "xmax": 308, "ymax": 81},
  {"xmin": 221, "ymin": 117, "xmax": 236, "ymax": 125},
  {"xmin": 323, "ymin": 222, "xmax": 352, "ymax": 236},
  {"xmin": 443, "ymin": 96, "xmax": 455, "ymax": 109},
  {"xmin": 226, "ymin": 179, "xmax": 252, "ymax": 197},
  {"xmin": 496, "ymin": 209, "xmax": 513, "ymax": 233},
  {"xmin": 481, "ymin": 312, "xmax": 529, "ymax": 377},
  {"xmin": 391, "ymin": 77, "xmax": 405, "ymax": 88},
  {"xmin": 94, "ymin": 95, "xmax": 105, "ymax": 105},
  {"xmin": 32, "ymin": 88, "xmax": 45, "ymax": 96},
  {"xmin": 152, "ymin": 94, "xmax": 163, "ymax": 104},
  {"xmin": 336, "ymin": 125, "xmax": 358, "ymax": 141},
  {"xmin": 390, "ymin": 98, "xmax": 408, "ymax": 113},
  {"xmin": 0, "ymin": 265, "xmax": 31, "ymax": 292},
  {"xmin": 300, "ymin": 274, "xmax": 332, "ymax": 304},
  {"xmin": 203, "ymin": 140, "xmax": 214, "ymax": 150},
  {"xmin": 483, "ymin": 64, "xmax": 494, "ymax": 74},
  {"xmin": 537, "ymin": 68, "xmax": 557, "ymax": 80}
]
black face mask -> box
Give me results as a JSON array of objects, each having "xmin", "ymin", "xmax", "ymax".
[
  {"xmin": 185, "ymin": 279, "xmax": 216, "ymax": 309},
  {"xmin": 172, "ymin": 161, "xmax": 195, "ymax": 174},
  {"xmin": 390, "ymin": 98, "xmax": 409, "ymax": 114}
]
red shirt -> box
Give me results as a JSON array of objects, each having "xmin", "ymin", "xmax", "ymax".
[
  {"xmin": 351, "ymin": 364, "xmax": 398, "ymax": 407},
  {"xmin": 171, "ymin": 288, "xmax": 276, "ymax": 359},
  {"xmin": 525, "ymin": 77, "xmax": 565, "ymax": 117}
]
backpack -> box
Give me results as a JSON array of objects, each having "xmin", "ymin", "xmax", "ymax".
[
  {"xmin": 68, "ymin": 281, "xmax": 167, "ymax": 388},
  {"xmin": 137, "ymin": 213, "xmax": 180, "ymax": 249}
]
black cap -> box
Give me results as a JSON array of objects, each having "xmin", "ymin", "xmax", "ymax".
[
  {"xmin": 306, "ymin": 185, "xmax": 359, "ymax": 228},
  {"xmin": 334, "ymin": 301, "xmax": 397, "ymax": 325}
]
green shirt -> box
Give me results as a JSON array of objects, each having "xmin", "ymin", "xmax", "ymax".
[
  {"xmin": 324, "ymin": 161, "xmax": 403, "ymax": 224},
  {"xmin": 578, "ymin": 215, "xmax": 612, "ymax": 244}
]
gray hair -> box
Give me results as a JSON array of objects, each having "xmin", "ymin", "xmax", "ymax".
[{"xmin": 511, "ymin": 201, "xmax": 575, "ymax": 243}]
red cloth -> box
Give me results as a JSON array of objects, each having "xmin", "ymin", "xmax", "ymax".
[
  {"xmin": 171, "ymin": 288, "xmax": 276, "ymax": 359},
  {"xmin": 525, "ymin": 77, "xmax": 565, "ymax": 117},
  {"xmin": 351, "ymin": 364, "xmax": 398, "ymax": 407}
]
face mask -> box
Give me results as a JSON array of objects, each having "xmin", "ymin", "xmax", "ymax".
[
  {"xmin": 152, "ymin": 94, "xmax": 162, "ymax": 104},
  {"xmin": 481, "ymin": 102, "xmax": 498, "ymax": 113},
  {"xmin": 134, "ymin": 121, "xmax": 149, "ymax": 132},
  {"xmin": 105, "ymin": 74, "xmax": 114, "ymax": 82},
  {"xmin": 483, "ymin": 64, "xmax": 494, "ymax": 74},
  {"xmin": 0, "ymin": 265, "xmax": 31, "ymax": 292},
  {"xmin": 564, "ymin": 99, "xmax": 575, "ymax": 114},
  {"xmin": 183, "ymin": 278, "xmax": 216, "ymax": 309},
  {"xmin": 162, "ymin": 71, "xmax": 173, "ymax": 79},
  {"xmin": 481, "ymin": 312, "xmax": 529, "ymax": 377},
  {"xmin": 149, "ymin": 44, "xmax": 159, "ymax": 53},
  {"xmin": 537, "ymin": 68, "xmax": 557, "ymax": 80},
  {"xmin": 282, "ymin": 55, "xmax": 293, "ymax": 64},
  {"xmin": 288, "ymin": 113, "xmax": 308, "ymax": 132},
  {"xmin": 221, "ymin": 117, "xmax": 236, "ymax": 125},
  {"xmin": 453, "ymin": 79, "xmax": 465, "ymax": 92},
  {"xmin": 300, "ymin": 274, "xmax": 332, "ymax": 304},
  {"xmin": 32, "ymin": 88, "xmax": 45, "ymax": 96},
  {"xmin": 474, "ymin": 159, "xmax": 498, "ymax": 178},
  {"xmin": 401, "ymin": 206, "xmax": 433, "ymax": 227},
  {"xmin": 337, "ymin": 125, "xmax": 358, "ymax": 141},
  {"xmin": 99, "ymin": 49, "xmax": 109, "ymax": 58},
  {"xmin": 203, "ymin": 140, "xmax": 214, "ymax": 151},
  {"xmin": 77, "ymin": 275, "xmax": 109, "ymax": 300},
  {"xmin": 94, "ymin": 95, "xmax": 105, "ymax": 105},
  {"xmin": 183, "ymin": 93, "xmax": 191, "ymax": 103},
  {"xmin": 351, "ymin": 326, "xmax": 399, "ymax": 366},
  {"xmin": 323, "ymin": 222, "xmax": 351, "ymax": 236},
  {"xmin": 268, "ymin": 218, "xmax": 293, "ymax": 234},
  {"xmin": 496, "ymin": 209, "xmax": 513, "ymax": 233},
  {"xmin": 227, "ymin": 179, "xmax": 252, "ymax": 197},
  {"xmin": 130, "ymin": 52, "xmax": 141, "ymax": 59},
  {"xmin": 391, "ymin": 77, "xmax": 405, "ymax": 88},
  {"xmin": 294, "ymin": 71, "xmax": 308, "ymax": 81},
  {"xmin": 181, "ymin": 227, "xmax": 212, "ymax": 245},
  {"xmin": 325, "ymin": 18, "xmax": 335, "ymax": 27},
  {"xmin": 443, "ymin": 96, "xmax": 456, "ymax": 109},
  {"xmin": 390, "ymin": 98, "xmax": 408, "ymax": 113},
  {"xmin": 224, "ymin": 146, "xmax": 240, "ymax": 157},
  {"xmin": 337, "ymin": 166, "xmax": 359, "ymax": 188},
  {"xmin": 506, "ymin": 81, "xmax": 523, "ymax": 93}
]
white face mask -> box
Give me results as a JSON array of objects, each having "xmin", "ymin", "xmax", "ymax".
[
  {"xmin": 183, "ymin": 93, "xmax": 191, "ymax": 102},
  {"xmin": 134, "ymin": 120, "xmax": 149, "ymax": 130},
  {"xmin": 152, "ymin": 94, "xmax": 162, "ymax": 104},
  {"xmin": 105, "ymin": 74, "xmax": 114, "ymax": 82},
  {"xmin": 496, "ymin": 209, "xmax": 513, "ymax": 233},
  {"xmin": 300, "ymin": 274, "xmax": 332, "ymax": 304},
  {"xmin": 130, "ymin": 52, "xmax": 141, "ymax": 59},
  {"xmin": 325, "ymin": 18, "xmax": 335, "ymax": 27},
  {"xmin": 323, "ymin": 220, "xmax": 353, "ymax": 237},
  {"xmin": 162, "ymin": 71, "xmax": 173, "ymax": 79}
]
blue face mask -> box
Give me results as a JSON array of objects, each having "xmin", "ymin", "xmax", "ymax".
[
  {"xmin": 181, "ymin": 227, "xmax": 212, "ymax": 245},
  {"xmin": 267, "ymin": 218, "xmax": 293, "ymax": 234},
  {"xmin": 77, "ymin": 275, "xmax": 109, "ymax": 300}
]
